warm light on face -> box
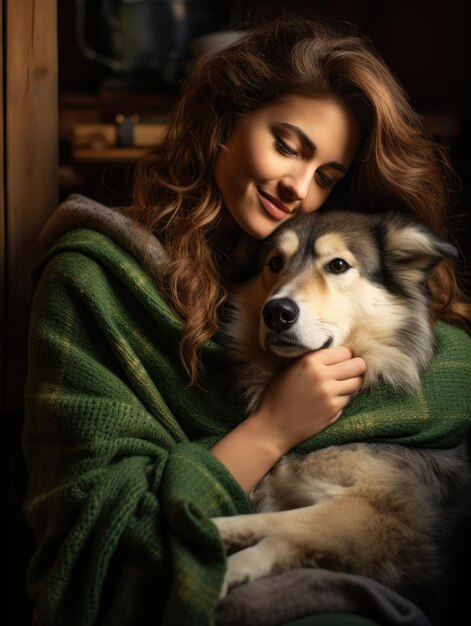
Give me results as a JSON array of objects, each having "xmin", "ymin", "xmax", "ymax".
[{"xmin": 214, "ymin": 94, "xmax": 361, "ymax": 239}]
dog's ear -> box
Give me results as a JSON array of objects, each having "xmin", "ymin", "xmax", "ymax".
[
  {"xmin": 382, "ymin": 213, "xmax": 459, "ymax": 277},
  {"xmin": 225, "ymin": 234, "xmax": 266, "ymax": 283}
]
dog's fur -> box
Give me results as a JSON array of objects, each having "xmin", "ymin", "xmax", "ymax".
[{"xmin": 212, "ymin": 208, "xmax": 471, "ymax": 610}]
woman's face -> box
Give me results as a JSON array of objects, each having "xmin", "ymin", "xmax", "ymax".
[{"xmin": 214, "ymin": 94, "xmax": 361, "ymax": 239}]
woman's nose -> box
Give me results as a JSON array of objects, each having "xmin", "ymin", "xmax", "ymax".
[{"xmin": 278, "ymin": 166, "xmax": 313, "ymax": 203}]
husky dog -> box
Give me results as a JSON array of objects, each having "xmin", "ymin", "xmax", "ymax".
[{"xmin": 212, "ymin": 208, "xmax": 470, "ymax": 605}]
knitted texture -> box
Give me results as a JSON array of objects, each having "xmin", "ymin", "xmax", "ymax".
[{"xmin": 23, "ymin": 228, "xmax": 471, "ymax": 626}]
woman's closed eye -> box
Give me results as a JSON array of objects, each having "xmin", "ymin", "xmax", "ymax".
[
  {"xmin": 275, "ymin": 136, "xmax": 337, "ymax": 189},
  {"xmin": 316, "ymin": 170, "xmax": 335, "ymax": 189},
  {"xmin": 274, "ymin": 135, "xmax": 298, "ymax": 157}
]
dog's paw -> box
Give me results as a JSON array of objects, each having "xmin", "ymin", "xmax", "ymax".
[
  {"xmin": 212, "ymin": 516, "xmax": 269, "ymax": 599},
  {"xmin": 211, "ymin": 514, "xmax": 293, "ymax": 599},
  {"xmin": 219, "ymin": 541, "xmax": 272, "ymax": 599},
  {"xmin": 211, "ymin": 515, "xmax": 263, "ymax": 553}
]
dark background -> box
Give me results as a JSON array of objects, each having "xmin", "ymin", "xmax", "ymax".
[{"xmin": 57, "ymin": 0, "xmax": 471, "ymax": 271}]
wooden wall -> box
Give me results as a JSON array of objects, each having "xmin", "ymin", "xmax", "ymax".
[
  {"xmin": 1, "ymin": 0, "xmax": 5, "ymax": 410},
  {"xmin": 5, "ymin": 2, "xmax": 58, "ymax": 622},
  {"xmin": 2, "ymin": 0, "xmax": 58, "ymax": 412}
]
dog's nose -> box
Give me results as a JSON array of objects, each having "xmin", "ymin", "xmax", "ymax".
[{"xmin": 263, "ymin": 298, "xmax": 299, "ymax": 332}]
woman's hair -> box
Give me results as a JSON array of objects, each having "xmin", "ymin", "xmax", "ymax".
[{"xmin": 129, "ymin": 16, "xmax": 470, "ymax": 384}]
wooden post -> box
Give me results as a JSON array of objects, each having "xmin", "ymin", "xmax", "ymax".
[
  {"xmin": 1, "ymin": 0, "xmax": 5, "ymax": 409},
  {"xmin": 4, "ymin": 0, "xmax": 58, "ymax": 410}
]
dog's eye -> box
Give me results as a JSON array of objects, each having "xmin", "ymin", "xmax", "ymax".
[
  {"xmin": 267, "ymin": 255, "xmax": 284, "ymax": 273},
  {"xmin": 326, "ymin": 258, "xmax": 351, "ymax": 274}
]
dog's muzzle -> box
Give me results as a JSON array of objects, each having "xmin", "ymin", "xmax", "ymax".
[
  {"xmin": 262, "ymin": 298, "xmax": 304, "ymax": 354},
  {"xmin": 261, "ymin": 297, "xmax": 333, "ymax": 356}
]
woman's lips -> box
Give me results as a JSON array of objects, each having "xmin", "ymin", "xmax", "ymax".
[{"xmin": 257, "ymin": 188, "xmax": 291, "ymax": 221}]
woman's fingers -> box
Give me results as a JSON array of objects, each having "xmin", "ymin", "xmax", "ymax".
[
  {"xmin": 331, "ymin": 356, "xmax": 366, "ymax": 381},
  {"xmin": 309, "ymin": 347, "xmax": 366, "ymax": 379},
  {"xmin": 314, "ymin": 346, "xmax": 354, "ymax": 365},
  {"xmin": 307, "ymin": 347, "xmax": 366, "ymax": 397},
  {"xmin": 336, "ymin": 376, "xmax": 364, "ymax": 396}
]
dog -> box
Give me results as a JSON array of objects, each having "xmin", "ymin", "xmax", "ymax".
[{"xmin": 212, "ymin": 207, "xmax": 471, "ymax": 608}]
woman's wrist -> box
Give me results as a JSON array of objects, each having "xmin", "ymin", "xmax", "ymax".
[{"xmin": 209, "ymin": 409, "xmax": 286, "ymax": 493}]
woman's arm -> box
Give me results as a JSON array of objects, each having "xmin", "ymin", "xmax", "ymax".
[
  {"xmin": 23, "ymin": 237, "xmax": 250, "ymax": 626},
  {"xmin": 211, "ymin": 347, "xmax": 366, "ymax": 492}
]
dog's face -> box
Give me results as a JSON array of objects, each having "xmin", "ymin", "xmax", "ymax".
[
  {"xmin": 227, "ymin": 209, "xmax": 456, "ymax": 367},
  {"xmin": 248, "ymin": 225, "xmax": 389, "ymax": 357}
]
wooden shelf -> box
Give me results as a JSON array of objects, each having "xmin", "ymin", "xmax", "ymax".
[
  {"xmin": 71, "ymin": 122, "xmax": 166, "ymax": 161},
  {"xmin": 73, "ymin": 146, "xmax": 146, "ymax": 162}
]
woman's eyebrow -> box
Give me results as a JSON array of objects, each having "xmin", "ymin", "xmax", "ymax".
[
  {"xmin": 279, "ymin": 122, "xmax": 316, "ymax": 152},
  {"xmin": 279, "ymin": 122, "xmax": 347, "ymax": 174}
]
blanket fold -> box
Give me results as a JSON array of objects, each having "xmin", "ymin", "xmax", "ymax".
[
  {"xmin": 215, "ymin": 568, "xmax": 432, "ymax": 626},
  {"xmin": 22, "ymin": 198, "xmax": 471, "ymax": 626}
]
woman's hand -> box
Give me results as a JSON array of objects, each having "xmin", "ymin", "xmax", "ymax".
[
  {"xmin": 252, "ymin": 346, "xmax": 366, "ymax": 455},
  {"xmin": 210, "ymin": 347, "xmax": 365, "ymax": 492}
]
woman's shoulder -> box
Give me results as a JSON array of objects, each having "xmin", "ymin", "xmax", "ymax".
[
  {"xmin": 31, "ymin": 227, "xmax": 150, "ymax": 302},
  {"xmin": 35, "ymin": 226, "xmax": 140, "ymax": 276},
  {"xmin": 38, "ymin": 193, "xmax": 168, "ymax": 274},
  {"xmin": 31, "ymin": 223, "xmax": 181, "ymax": 338}
]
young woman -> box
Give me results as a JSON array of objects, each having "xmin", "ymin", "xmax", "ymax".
[{"xmin": 23, "ymin": 16, "xmax": 471, "ymax": 626}]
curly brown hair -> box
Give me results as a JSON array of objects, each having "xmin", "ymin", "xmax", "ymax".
[{"xmin": 128, "ymin": 16, "xmax": 470, "ymax": 384}]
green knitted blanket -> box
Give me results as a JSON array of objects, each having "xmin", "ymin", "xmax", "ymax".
[{"xmin": 23, "ymin": 228, "xmax": 471, "ymax": 626}]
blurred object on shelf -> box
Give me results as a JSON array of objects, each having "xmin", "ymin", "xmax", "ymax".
[
  {"xmin": 59, "ymin": 89, "xmax": 173, "ymax": 206},
  {"xmin": 72, "ymin": 121, "xmax": 167, "ymax": 161},
  {"xmin": 115, "ymin": 114, "xmax": 140, "ymax": 147},
  {"xmin": 74, "ymin": 0, "xmax": 232, "ymax": 87},
  {"xmin": 59, "ymin": 90, "xmax": 175, "ymax": 137}
]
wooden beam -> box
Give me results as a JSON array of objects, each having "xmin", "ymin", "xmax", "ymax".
[
  {"xmin": 1, "ymin": 0, "xmax": 5, "ymax": 410},
  {"xmin": 5, "ymin": 0, "xmax": 58, "ymax": 409}
]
